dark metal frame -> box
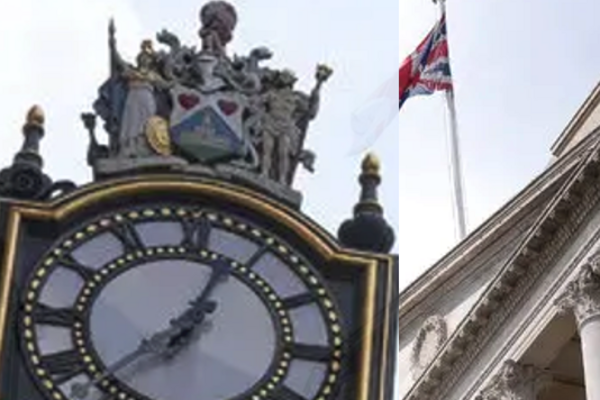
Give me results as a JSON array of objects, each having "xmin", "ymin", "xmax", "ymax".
[{"xmin": 18, "ymin": 205, "xmax": 345, "ymax": 400}]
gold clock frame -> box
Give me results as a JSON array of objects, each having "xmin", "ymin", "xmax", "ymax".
[{"xmin": 0, "ymin": 175, "xmax": 396, "ymax": 400}]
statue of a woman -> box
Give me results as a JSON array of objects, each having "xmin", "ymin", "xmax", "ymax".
[{"xmin": 118, "ymin": 40, "xmax": 169, "ymax": 158}]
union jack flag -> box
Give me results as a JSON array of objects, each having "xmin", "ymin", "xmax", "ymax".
[{"xmin": 399, "ymin": 13, "xmax": 453, "ymax": 110}]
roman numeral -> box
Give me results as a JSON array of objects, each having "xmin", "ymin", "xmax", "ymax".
[
  {"xmin": 181, "ymin": 217, "xmax": 211, "ymax": 249},
  {"xmin": 245, "ymin": 245, "xmax": 269, "ymax": 269},
  {"xmin": 289, "ymin": 343, "xmax": 333, "ymax": 362},
  {"xmin": 57, "ymin": 254, "xmax": 95, "ymax": 281},
  {"xmin": 110, "ymin": 221, "xmax": 143, "ymax": 252},
  {"xmin": 40, "ymin": 349, "xmax": 84, "ymax": 384},
  {"xmin": 281, "ymin": 292, "xmax": 317, "ymax": 309},
  {"xmin": 269, "ymin": 385, "xmax": 307, "ymax": 400},
  {"xmin": 32, "ymin": 304, "xmax": 79, "ymax": 327}
]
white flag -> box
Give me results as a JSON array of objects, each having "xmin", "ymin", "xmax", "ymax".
[{"xmin": 350, "ymin": 71, "xmax": 399, "ymax": 154}]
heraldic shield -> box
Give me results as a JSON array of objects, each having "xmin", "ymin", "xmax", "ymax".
[{"xmin": 169, "ymin": 84, "xmax": 247, "ymax": 164}]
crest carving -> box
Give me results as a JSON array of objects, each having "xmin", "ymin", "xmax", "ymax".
[
  {"xmin": 84, "ymin": 1, "xmax": 332, "ymax": 202},
  {"xmin": 410, "ymin": 314, "xmax": 448, "ymax": 380}
]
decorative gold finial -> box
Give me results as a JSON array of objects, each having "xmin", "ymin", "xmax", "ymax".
[
  {"xmin": 338, "ymin": 151, "xmax": 394, "ymax": 253},
  {"xmin": 26, "ymin": 105, "xmax": 45, "ymax": 128},
  {"xmin": 361, "ymin": 152, "xmax": 380, "ymax": 176}
]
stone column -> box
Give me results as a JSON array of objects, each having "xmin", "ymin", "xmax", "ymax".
[
  {"xmin": 556, "ymin": 263, "xmax": 600, "ymax": 400},
  {"xmin": 475, "ymin": 360, "xmax": 549, "ymax": 400}
]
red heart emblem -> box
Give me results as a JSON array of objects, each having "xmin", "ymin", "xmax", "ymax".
[
  {"xmin": 218, "ymin": 100, "xmax": 239, "ymax": 116},
  {"xmin": 178, "ymin": 94, "xmax": 200, "ymax": 110}
]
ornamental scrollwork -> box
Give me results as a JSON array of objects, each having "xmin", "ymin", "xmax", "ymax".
[
  {"xmin": 410, "ymin": 314, "xmax": 448, "ymax": 380},
  {"xmin": 475, "ymin": 360, "xmax": 550, "ymax": 400},
  {"xmin": 555, "ymin": 255, "xmax": 600, "ymax": 327},
  {"xmin": 86, "ymin": 1, "xmax": 332, "ymax": 190}
]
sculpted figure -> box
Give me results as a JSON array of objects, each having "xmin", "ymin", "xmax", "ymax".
[
  {"xmin": 198, "ymin": 1, "xmax": 237, "ymax": 57},
  {"xmin": 225, "ymin": 47, "xmax": 273, "ymax": 94},
  {"xmin": 253, "ymin": 65, "xmax": 332, "ymax": 184},
  {"xmin": 91, "ymin": 8, "xmax": 331, "ymax": 190},
  {"xmin": 155, "ymin": 29, "xmax": 192, "ymax": 85},
  {"xmin": 291, "ymin": 65, "xmax": 332, "ymax": 177},
  {"xmin": 118, "ymin": 40, "xmax": 170, "ymax": 157},
  {"xmin": 255, "ymin": 70, "xmax": 304, "ymax": 184}
]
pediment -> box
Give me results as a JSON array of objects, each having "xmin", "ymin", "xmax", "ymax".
[
  {"xmin": 402, "ymin": 127, "xmax": 600, "ymax": 399},
  {"xmin": 399, "ymin": 131, "xmax": 598, "ymax": 400},
  {"xmin": 552, "ymin": 80, "xmax": 600, "ymax": 159}
]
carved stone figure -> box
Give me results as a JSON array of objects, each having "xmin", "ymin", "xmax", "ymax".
[
  {"xmin": 220, "ymin": 47, "xmax": 273, "ymax": 94},
  {"xmin": 254, "ymin": 70, "xmax": 301, "ymax": 183},
  {"xmin": 198, "ymin": 1, "xmax": 237, "ymax": 57},
  {"xmin": 254, "ymin": 65, "xmax": 331, "ymax": 184},
  {"xmin": 118, "ymin": 40, "xmax": 170, "ymax": 158},
  {"xmin": 89, "ymin": 4, "xmax": 331, "ymax": 199}
]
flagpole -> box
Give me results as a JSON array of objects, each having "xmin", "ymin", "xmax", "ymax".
[{"xmin": 434, "ymin": 0, "xmax": 468, "ymax": 240}]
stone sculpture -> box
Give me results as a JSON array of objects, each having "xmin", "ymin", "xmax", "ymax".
[
  {"xmin": 253, "ymin": 67, "xmax": 331, "ymax": 184},
  {"xmin": 88, "ymin": 1, "xmax": 332, "ymax": 194},
  {"xmin": 198, "ymin": 1, "xmax": 237, "ymax": 57},
  {"xmin": 117, "ymin": 40, "xmax": 171, "ymax": 157}
]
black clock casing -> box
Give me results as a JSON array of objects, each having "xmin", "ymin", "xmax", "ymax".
[{"xmin": 0, "ymin": 176, "xmax": 398, "ymax": 400}]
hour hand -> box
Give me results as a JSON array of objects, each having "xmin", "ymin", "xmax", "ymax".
[
  {"xmin": 162, "ymin": 263, "xmax": 231, "ymax": 354},
  {"xmin": 71, "ymin": 261, "xmax": 230, "ymax": 398}
]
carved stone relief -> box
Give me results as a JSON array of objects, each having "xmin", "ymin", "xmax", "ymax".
[
  {"xmin": 410, "ymin": 314, "xmax": 448, "ymax": 380},
  {"xmin": 475, "ymin": 360, "xmax": 550, "ymax": 400},
  {"xmin": 555, "ymin": 256, "xmax": 600, "ymax": 327},
  {"xmin": 86, "ymin": 1, "xmax": 333, "ymax": 196}
]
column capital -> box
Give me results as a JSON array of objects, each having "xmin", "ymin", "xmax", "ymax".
[
  {"xmin": 475, "ymin": 360, "xmax": 549, "ymax": 400},
  {"xmin": 556, "ymin": 263, "xmax": 600, "ymax": 327}
]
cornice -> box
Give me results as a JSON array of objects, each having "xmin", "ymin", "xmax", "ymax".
[
  {"xmin": 461, "ymin": 209, "xmax": 600, "ymax": 400},
  {"xmin": 551, "ymin": 79, "xmax": 600, "ymax": 157},
  {"xmin": 398, "ymin": 130, "xmax": 600, "ymax": 324},
  {"xmin": 398, "ymin": 216, "xmax": 534, "ymax": 335},
  {"xmin": 405, "ymin": 132, "xmax": 600, "ymax": 400}
]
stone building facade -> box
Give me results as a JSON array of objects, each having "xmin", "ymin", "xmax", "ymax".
[{"xmin": 397, "ymin": 82, "xmax": 600, "ymax": 400}]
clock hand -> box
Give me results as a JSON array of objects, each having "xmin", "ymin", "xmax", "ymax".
[
  {"xmin": 164, "ymin": 260, "xmax": 231, "ymax": 355},
  {"xmin": 70, "ymin": 323, "xmax": 190, "ymax": 399},
  {"xmin": 71, "ymin": 261, "xmax": 230, "ymax": 398}
]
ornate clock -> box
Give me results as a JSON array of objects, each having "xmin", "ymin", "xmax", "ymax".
[
  {"xmin": 0, "ymin": 178, "xmax": 397, "ymax": 400},
  {"xmin": 0, "ymin": 0, "xmax": 398, "ymax": 396}
]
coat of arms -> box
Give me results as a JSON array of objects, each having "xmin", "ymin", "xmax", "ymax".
[
  {"xmin": 89, "ymin": 1, "xmax": 332, "ymax": 187},
  {"xmin": 169, "ymin": 85, "xmax": 246, "ymax": 163}
]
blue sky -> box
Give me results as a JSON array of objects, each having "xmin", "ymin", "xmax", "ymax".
[
  {"xmin": 0, "ymin": 0, "xmax": 400, "ymax": 264},
  {"xmin": 399, "ymin": 0, "xmax": 600, "ymax": 289}
]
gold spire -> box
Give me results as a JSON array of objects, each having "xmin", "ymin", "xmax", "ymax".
[
  {"xmin": 25, "ymin": 105, "xmax": 45, "ymax": 129},
  {"xmin": 361, "ymin": 152, "xmax": 380, "ymax": 176}
]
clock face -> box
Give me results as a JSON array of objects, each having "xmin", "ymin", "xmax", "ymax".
[{"xmin": 19, "ymin": 206, "xmax": 344, "ymax": 400}]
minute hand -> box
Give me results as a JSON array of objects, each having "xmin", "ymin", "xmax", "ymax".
[
  {"xmin": 71, "ymin": 261, "xmax": 230, "ymax": 398},
  {"xmin": 166, "ymin": 260, "xmax": 231, "ymax": 351}
]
